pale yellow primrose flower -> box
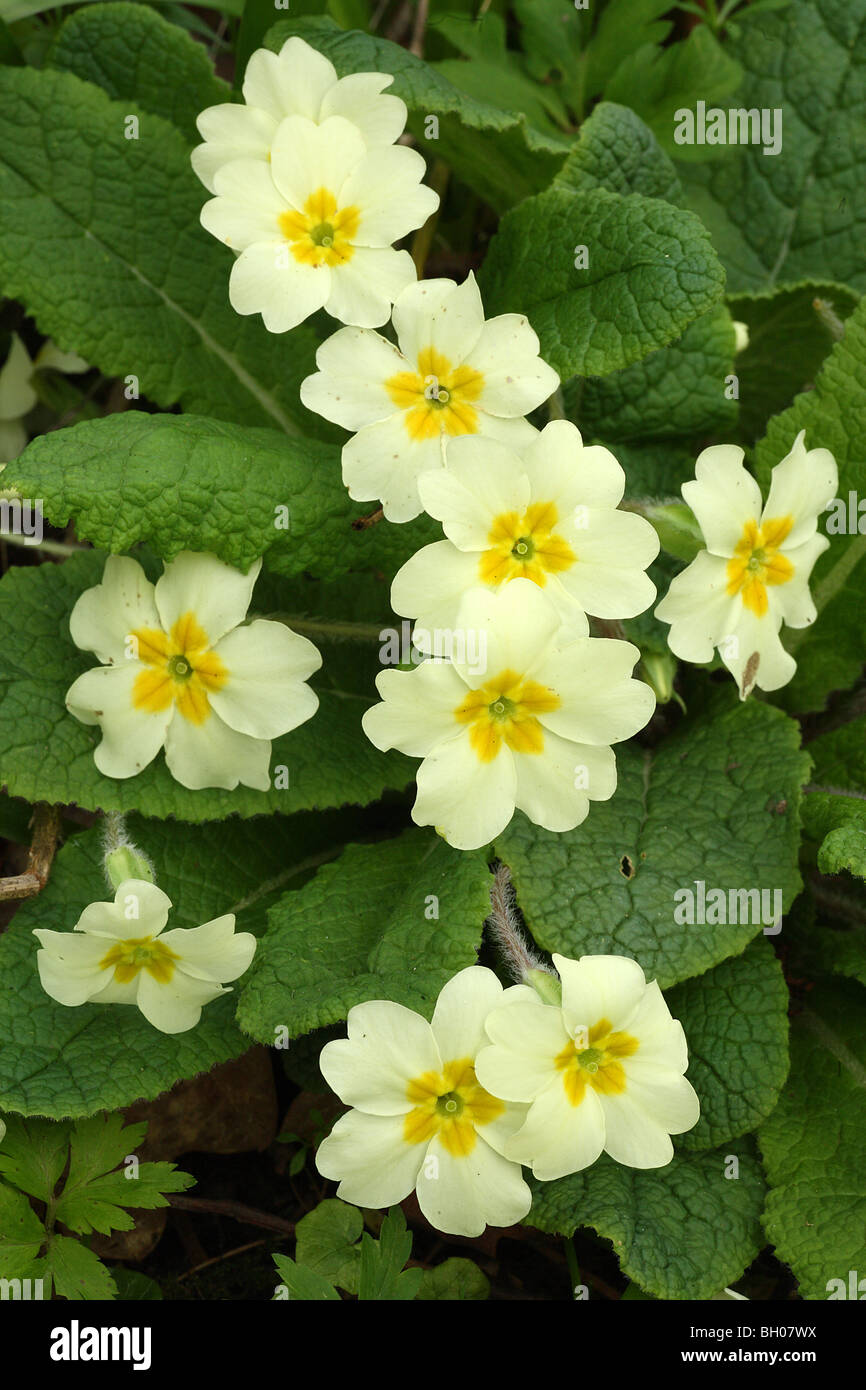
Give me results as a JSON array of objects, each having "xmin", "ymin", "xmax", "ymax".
[
  {"xmin": 0, "ymin": 333, "xmax": 88, "ymax": 464},
  {"xmin": 191, "ymin": 36, "xmax": 408, "ymax": 194},
  {"xmin": 316, "ymin": 966, "xmax": 531, "ymax": 1238},
  {"xmin": 300, "ymin": 273, "xmax": 560, "ymax": 521},
  {"xmin": 65, "ymin": 551, "xmax": 321, "ymax": 792},
  {"xmin": 34, "ymin": 878, "xmax": 256, "ymax": 1035},
  {"xmin": 475, "ymin": 954, "xmax": 700, "ymax": 1180},
  {"xmin": 655, "ymin": 431, "xmax": 837, "ymax": 698},
  {"xmin": 391, "ymin": 422, "xmax": 659, "ymax": 641},
  {"xmin": 363, "ymin": 578, "xmax": 655, "ymax": 851},
  {"xmin": 199, "ymin": 113, "xmax": 438, "ymax": 334}
]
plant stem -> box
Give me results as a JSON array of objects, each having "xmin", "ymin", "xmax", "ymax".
[
  {"xmin": 564, "ymin": 1237, "xmax": 582, "ymax": 1298},
  {"xmin": 268, "ymin": 615, "xmax": 386, "ymax": 643}
]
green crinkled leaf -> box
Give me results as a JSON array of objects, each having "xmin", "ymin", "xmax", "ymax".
[
  {"xmin": 48, "ymin": 2, "xmax": 229, "ymax": 145},
  {"xmin": 553, "ymin": 101, "xmax": 683, "ymax": 204},
  {"xmin": 0, "ymin": 551, "xmax": 414, "ymax": 823},
  {"xmin": 729, "ymin": 280, "xmax": 859, "ymax": 444},
  {"xmin": 667, "ymin": 939, "xmax": 789, "ymax": 1152},
  {"xmin": 571, "ymin": 303, "xmax": 738, "ymax": 445},
  {"xmin": 0, "ymin": 64, "xmax": 327, "ymax": 438},
  {"xmin": 680, "ymin": 0, "xmax": 866, "ymax": 292},
  {"xmin": 236, "ymin": 828, "xmax": 491, "ymax": 1043},
  {"xmin": 754, "ymin": 296, "xmax": 866, "ymax": 714},
  {"xmin": 606, "ymin": 25, "xmax": 743, "ymax": 160},
  {"xmin": 416, "ymin": 1257, "xmax": 490, "ymax": 1301},
  {"xmin": 495, "ymin": 693, "xmax": 809, "ymax": 988},
  {"xmin": 759, "ymin": 978, "xmax": 866, "ymax": 1299},
  {"xmin": 802, "ymin": 791, "xmax": 866, "ymax": 880},
  {"xmin": 294, "ymin": 1198, "xmax": 363, "ymax": 1296},
  {"xmin": 526, "ymin": 1141, "xmax": 766, "ymax": 1301},
  {"xmin": 0, "ymin": 806, "xmax": 363, "ymax": 1117},
  {"xmin": 4, "ymin": 412, "xmax": 438, "ymax": 576},
  {"xmin": 264, "ymin": 16, "xmax": 569, "ymax": 212},
  {"xmin": 809, "ymin": 717, "xmax": 866, "ymax": 798},
  {"xmin": 479, "ymin": 183, "xmax": 725, "ymax": 381}
]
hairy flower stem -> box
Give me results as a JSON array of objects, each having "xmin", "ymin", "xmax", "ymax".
[
  {"xmin": 486, "ymin": 863, "xmax": 559, "ymax": 995},
  {"xmin": 102, "ymin": 811, "xmax": 155, "ymax": 890}
]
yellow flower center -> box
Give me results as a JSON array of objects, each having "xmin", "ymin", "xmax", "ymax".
[
  {"xmin": 98, "ymin": 935, "xmax": 180, "ymax": 985},
  {"xmin": 480, "ymin": 501, "xmax": 576, "ymax": 588},
  {"xmin": 454, "ymin": 667, "xmax": 560, "ymax": 762},
  {"xmin": 403, "ymin": 1058, "xmax": 503, "ymax": 1157},
  {"xmin": 555, "ymin": 1018, "xmax": 639, "ymax": 1106},
  {"xmin": 726, "ymin": 516, "xmax": 795, "ymax": 616},
  {"xmin": 278, "ymin": 187, "xmax": 360, "ymax": 267},
  {"xmin": 385, "ymin": 346, "xmax": 484, "ymax": 441},
  {"xmin": 130, "ymin": 612, "xmax": 228, "ymax": 726}
]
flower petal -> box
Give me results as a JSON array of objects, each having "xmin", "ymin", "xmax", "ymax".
[
  {"xmin": 342, "ymin": 412, "xmax": 443, "ymax": 521},
  {"xmin": 69, "ymin": 555, "xmax": 160, "ymax": 666},
  {"xmin": 363, "ymin": 661, "xmax": 469, "ymax": 757},
  {"xmin": 301, "ymin": 326, "xmax": 408, "ymax": 430},
  {"xmin": 430, "ymin": 965, "xmax": 505, "ymax": 1063},
  {"xmin": 514, "ymin": 732, "xmax": 616, "ymax": 832},
  {"xmin": 655, "ymin": 549, "xmax": 740, "ymax": 664},
  {"xmin": 761, "ymin": 430, "xmax": 838, "ymax": 548},
  {"xmin": 323, "ymin": 246, "xmax": 416, "ymax": 331},
  {"xmin": 136, "ymin": 968, "xmax": 228, "ymax": 1034},
  {"xmin": 682, "ymin": 445, "xmax": 763, "ymax": 557},
  {"xmin": 202, "ymin": 160, "xmax": 287, "ymax": 250},
  {"xmin": 319, "ymin": 999, "xmax": 441, "ymax": 1115},
  {"xmin": 154, "ymin": 552, "xmax": 261, "ymax": 648},
  {"xmin": 506, "ymin": 1077, "xmax": 606, "ymax": 1180},
  {"xmin": 192, "ymin": 106, "xmax": 277, "ymax": 194},
  {"xmin": 416, "ymin": 1133, "xmax": 531, "ymax": 1237},
  {"xmin": 554, "ymin": 953, "xmax": 649, "ymax": 1035},
  {"xmin": 342, "ymin": 145, "xmax": 438, "ymax": 247},
  {"xmin": 418, "ymin": 436, "xmax": 530, "ymax": 551},
  {"xmin": 66, "ymin": 664, "xmax": 173, "ymax": 779},
  {"xmin": 412, "ymin": 731, "xmax": 517, "ymax": 850},
  {"xmin": 33, "ymin": 931, "xmax": 117, "ymax": 1006},
  {"xmin": 321, "ymin": 72, "xmax": 406, "ymax": 146},
  {"xmin": 243, "ymin": 39, "xmax": 337, "ymax": 122},
  {"xmin": 209, "ymin": 619, "xmax": 320, "ymax": 739},
  {"xmin": 315, "ymin": 1109, "xmax": 423, "ymax": 1208},
  {"xmin": 390, "ymin": 541, "xmax": 482, "ymax": 632},
  {"xmin": 465, "ymin": 313, "xmax": 559, "ymax": 417},
  {"xmin": 76, "ymin": 880, "xmax": 171, "ymax": 942},
  {"xmin": 476, "ymin": 999, "xmax": 570, "ymax": 1101},
  {"xmin": 537, "ymin": 636, "xmax": 654, "ymax": 746},
  {"xmin": 229, "ymin": 242, "xmax": 330, "ymax": 332},
  {"xmin": 163, "ymin": 707, "xmax": 271, "ymax": 790},
  {"xmin": 392, "ymin": 274, "xmax": 486, "ymax": 372},
  {"xmin": 269, "ymin": 114, "xmax": 367, "ymax": 210},
  {"xmin": 159, "ymin": 915, "xmax": 256, "ymax": 984}
]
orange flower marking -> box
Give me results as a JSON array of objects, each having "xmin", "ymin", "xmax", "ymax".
[
  {"xmin": 479, "ymin": 501, "xmax": 576, "ymax": 589},
  {"xmin": 555, "ymin": 1017, "xmax": 639, "ymax": 1107},
  {"xmin": 99, "ymin": 935, "xmax": 180, "ymax": 986},
  {"xmin": 403, "ymin": 1058, "xmax": 504, "ymax": 1157},
  {"xmin": 726, "ymin": 516, "xmax": 795, "ymax": 617},
  {"xmin": 454, "ymin": 668, "xmax": 560, "ymax": 762},
  {"xmin": 278, "ymin": 187, "xmax": 360, "ymax": 268},
  {"xmin": 131, "ymin": 612, "xmax": 227, "ymax": 726},
  {"xmin": 386, "ymin": 346, "xmax": 484, "ymax": 441}
]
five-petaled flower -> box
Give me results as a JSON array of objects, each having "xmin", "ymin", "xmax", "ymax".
[
  {"xmin": 475, "ymin": 953, "xmax": 700, "ymax": 1179},
  {"xmin": 66, "ymin": 551, "xmax": 321, "ymax": 791},
  {"xmin": 191, "ymin": 36, "xmax": 408, "ymax": 194},
  {"xmin": 391, "ymin": 423, "xmax": 659, "ymax": 639},
  {"xmin": 301, "ymin": 274, "xmax": 560, "ymax": 521},
  {"xmin": 655, "ymin": 432, "xmax": 838, "ymax": 698},
  {"xmin": 200, "ymin": 114, "xmax": 438, "ymax": 333},
  {"xmin": 34, "ymin": 878, "xmax": 257, "ymax": 1035},
  {"xmin": 362, "ymin": 579, "xmax": 655, "ymax": 850},
  {"xmin": 315, "ymin": 966, "xmax": 531, "ymax": 1237}
]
